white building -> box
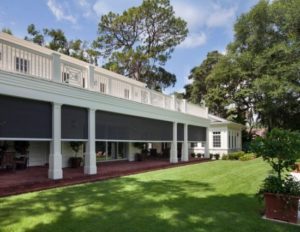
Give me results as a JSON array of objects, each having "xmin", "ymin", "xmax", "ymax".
[{"xmin": 0, "ymin": 33, "xmax": 243, "ymax": 179}]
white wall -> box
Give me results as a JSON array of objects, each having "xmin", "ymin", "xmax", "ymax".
[
  {"xmin": 61, "ymin": 142, "xmax": 84, "ymax": 168},
  {"xmin": 28, "ymin": 142, "xmax": 49, "ymax": 166}
]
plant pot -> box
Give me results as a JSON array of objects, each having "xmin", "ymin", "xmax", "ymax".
[
  {"xmin": 69, "ymin": 157, "xmax": 82, "ymax": 168},
  {"xmin": 264, "ymin": 192, "xmax": 299, "ymax": 223}
]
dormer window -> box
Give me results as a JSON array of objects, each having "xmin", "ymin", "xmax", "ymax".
[{"xmin": 15, "ymin": 57, "xmax": 29, "ymax": 73}]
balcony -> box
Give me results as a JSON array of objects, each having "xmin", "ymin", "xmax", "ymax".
[{"xmin": 0, "ymin": 32, "xmax": 208, "ymax": 119}]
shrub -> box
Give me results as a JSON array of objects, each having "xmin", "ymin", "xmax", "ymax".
[
  {"xmin": 228, "ymin": 151, "xmax": 245, "ymax": 160},
  {"xmin": 222, "ymin": 155, "xmax": 229, "ymax": 160},
  {"xmin": 239, "ymin": 153, "xmax": 256, "ymax": 161},
  {"xmin": 191, "ymin": 153, "xmax": 195, "ymax": 158},
  {"xmin": 214, "ymin": 154, "xmax": 220, "ymax": 160},
  {"xmin": 258, "ymin": 175, "xmax": 300, "ymax": 198}
]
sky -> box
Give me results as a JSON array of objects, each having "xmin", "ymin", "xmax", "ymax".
[{"xmin": 0, "ymin": 0, "xmax": 259, "ymax": 94}]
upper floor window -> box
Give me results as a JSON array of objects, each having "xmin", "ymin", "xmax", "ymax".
[
  {"xmin": 213, "ymin": 131, "xmax": 221, "ymax": 148},
  {"xmin": 15, "ymin": 57, "xmax": 29, "ymax": 73},
  {"xmin": 124, "ymin": 88, "xmax": 130, "ymax": 99},
  {"xmin": 100, "ymin": 82, "xmax": 106, "ymax": 93}
]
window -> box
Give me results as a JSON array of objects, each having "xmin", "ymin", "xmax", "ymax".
[
  {"xmin": 100, "ymin": 82, "xmax": 106, "ymax": 93},
  {"xmin": 62, "ymin": 72, "xmax": 70, "ymax": 83},
  {"xmin": 190, "ymin": 142, "xmax": 198, "ymax": 148},
  {"xmin": 201, "ymin": 142, "xmax": 205, "ymax": 148},
  {"xmin": 15, "ymin": 57, "xmax": 29, "ymax": 73},
  {"xmin": 228, "ymin": 131, "xmax": 231, "ymax": 149},
  {"xmin": 213, "ymin": 131, "xmax": 221, "ymax": 148},
  {"xmin": 124, "ymin": 88, "xmax": 130, "ymax": 99}
]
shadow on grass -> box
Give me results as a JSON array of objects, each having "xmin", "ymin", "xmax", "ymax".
[{"xmin": 0, "ymin": 177, "xmax": 298, "ymax": 232}]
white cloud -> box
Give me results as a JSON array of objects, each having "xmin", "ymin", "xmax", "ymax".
[
  {"xmin": 93, "ymin": 1, "xmax": 111, "ymax": 17},
  {"xmin": 172, "ymin": 0, "xmax": 237, "ymax": 29},
  {"xmin": 179, "ymin": 32, "xmax": 207, "ymax": 49},
  {"xmin": 172, "ymin": 1, "xmax": 206, "ymax": 30},
  {"xmin": 47, "ymin": 0, "xmax": 76, "ymax": 24},
  {"xmin": 206, "ymin": 4, "xmax": 237, "ymax": 28}
]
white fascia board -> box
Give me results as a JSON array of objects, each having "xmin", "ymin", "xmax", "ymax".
[{"xmin": 0, "ymin": 71, "xmax": 210, "ymax": 127}]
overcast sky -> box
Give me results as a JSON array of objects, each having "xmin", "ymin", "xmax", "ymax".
[{"xmin": 0, "ymin": 0, "xmax": 259, "ymax": 94}]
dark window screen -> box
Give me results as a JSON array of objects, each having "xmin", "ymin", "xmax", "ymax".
[
  {"xmin": 61, "ymin": 105, "xmax": 88, "ymax": 139},
  {"xmin": 177, "ymin": 123, "xmax": 184, "ymax": 141},
  {"xmin": 96, "ymin": 110, "xmax": 172, "ymax": 141},
  {"xmin": 0, "ymin": 95, "xmax": 52, "ymax": 139},
  {"xmin": 188, "ymin": 125, "xmax": 206, "ymax": 141}
]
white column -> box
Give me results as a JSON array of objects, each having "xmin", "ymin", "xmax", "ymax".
[
  {"xmin": 182, "ymin": 123, "xmax": 189, "ymax": 162},
  {"xmin": 52, "ymin": 52, "xmax": 61, "ymax": 82},
  {"xmin": 205, "ymin": 127, "xmax": 210, "ymax": 158},
  {"xmin": 170, "ymin": 122, "xmax": 178, "ymax": 163},
  {"xmin": 84, "ymin": 108, "xmax": 97, "ymax": 175},
  {"xmin": 48, "ymin": 103, "xmax": 63, "ymax": 180}
]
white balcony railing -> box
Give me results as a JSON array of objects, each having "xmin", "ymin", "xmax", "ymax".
[{"xmin": 0, "ymin": 32, "xmax": 208, "ymax": 119}]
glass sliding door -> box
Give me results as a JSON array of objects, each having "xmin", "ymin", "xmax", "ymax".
[{"xmin": 96, "ymin": 141, "xmax": 128, "ymax": 162}]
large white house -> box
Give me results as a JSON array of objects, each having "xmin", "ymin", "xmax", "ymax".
[{"xmin": 0, "ymin": 33, "xmax": 243, "ymax": 180}]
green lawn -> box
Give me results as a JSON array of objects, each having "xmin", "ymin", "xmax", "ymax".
[{"xmin": 0, "ymin": 159, "xmax": 298, "ymax": 232}]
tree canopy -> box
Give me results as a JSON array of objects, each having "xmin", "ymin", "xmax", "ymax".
[
  {"xmin": 24, "ymin": 24, "xmax": 100, "ymax": 65},
  {"xmin": 95, "ymin": 0, "xmax": 188, "ymax": 90},
  {"xmin": 185, "ymin": 0, "xmax": 300, "ymax": 131}
]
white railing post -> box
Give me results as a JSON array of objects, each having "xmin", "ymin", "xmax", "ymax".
[
  {"xmin": 108, "ymin": 78, "xmax": 112, "ymax": 95},
  {"xmin": 171, "ymin": 95, "xmax": 176, "ymax": 111},
  {"xmin": 183, "ymin": 99, "xmax": 187, "ymax": 113},
  {"xmin": 148, "ymin": 90, "xmax": 152, "ymax": 105},
  {"xmin": 88, "ymin": 65, "xmax": 95, "ymax": 91},
  {"xmin": 52, "ymin": 52, "xmax": 61, "ymax": 82}
]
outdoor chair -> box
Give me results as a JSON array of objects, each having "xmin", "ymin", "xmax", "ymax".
[
  {"xmin": 15, "ymin": 156, "xmax": 28, "ymax": 169},
  {"xmin": 0, "ymin": 152, "xmax": 16, "ymax": 171}
]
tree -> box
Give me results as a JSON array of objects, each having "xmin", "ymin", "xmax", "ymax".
[
  {"xmin": 95, "ymin": 0, "xmax": 188, "ymax": 90},
  {"xmin": 185, "ymin": 51, "xmax": 223, "ymax": 105},
  {"xmin": 24, "ymin": 24, "xmax": 100, "ymax": 65},
  {"xmin": 251, "ymin": 128, "xmax": 300, "ymax": 181},
  {"xmin": 1, "ymin": 28, "xmax": 12, "ymax": 35},
  {"xmin": 25, "ymin": 24, "xmax": 44, "ymax": 46},
  {"xmin": 186, "ymin": 0, "xmax": 300, "ymax": 131}
]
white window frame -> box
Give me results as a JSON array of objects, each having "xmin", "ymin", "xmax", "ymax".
[
  {"xmin": 124, "ymin": 88, "xmax": 130, "ymax": 99},
  {"xmin": 100, "ymin": 82, "xmax": 106, "ymax": 93},
  {"xmin": 213, "ymin": 131, "xmax": 221, "ymax": 148},
  {"xmin": 15, "ymin": 57, "xmax": 29, "ymax": 73}
]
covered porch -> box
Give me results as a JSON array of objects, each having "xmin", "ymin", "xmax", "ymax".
[{"xmin": 0, "ymin": 158, "xmax": 210, "ymax": 197}]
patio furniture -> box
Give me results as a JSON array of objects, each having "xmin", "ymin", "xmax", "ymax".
[
  {"xmin": 15, "ymin": 155, "xmax": 28, "ymax": 169},
  {"xmin": 0, "ymin": 152, "xmax": 16, "ymax": 171}
]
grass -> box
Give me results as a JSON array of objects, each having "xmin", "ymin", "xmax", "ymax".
[{"xmin": 0, "ymin": 159, "xmax": 298, "ymax": 232}]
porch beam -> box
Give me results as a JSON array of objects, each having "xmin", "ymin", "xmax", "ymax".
[
  {"xmin": 84, "ymin": 108, "xmax": 97, "ymax": 175},
  {"xmin": 48, "ymin": 102, "xmax": 63, "ymax": 180}
]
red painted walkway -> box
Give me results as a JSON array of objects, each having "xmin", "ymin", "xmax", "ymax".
[{"xmin": 0, "ymin": 158, "xmax": 210, "ymax": 197}]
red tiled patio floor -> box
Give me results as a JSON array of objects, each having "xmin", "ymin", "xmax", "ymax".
[{"xmin": 0, "ymin": 158, "xmax": 210, "ymax": 197}]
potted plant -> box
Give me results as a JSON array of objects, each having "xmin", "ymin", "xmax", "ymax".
[
  {"xmin": 214, "ymin": 154, "xmax": 220, "ymax": 160},
  {"xmin": 14, "ymin": 141, "xmax": 30, "ymax": 155},
  {"xmin": 69, "ymin": 142, "xmax": 84, "ymax": 168},
  {"xmin": 251, "ymin": 128, "xmax": 300, "ymax": 223}
]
